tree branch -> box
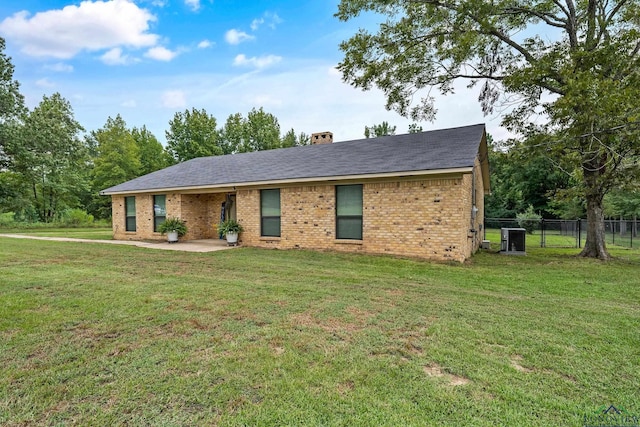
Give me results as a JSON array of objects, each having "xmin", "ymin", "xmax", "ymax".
[
  {"xmin": 501, "ymin": 7, "xmax": 567, "ymax": 29},
  {"xmin": 564, "ymin": 0, "xmax": 579, "ymax": 50}
]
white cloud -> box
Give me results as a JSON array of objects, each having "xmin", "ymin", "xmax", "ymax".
[
  {"xmin": 185, "ymin": 0, "xmax": 200, "ymax": 11},
  {"xmin": 162, "ymin": 90, "xmax": 187, "ymax": 109},
  {"xmin": 197, "ymin": 39, "xmax": 213, "ymax": 49},
  {"xmin": 45, "ymin": 62, "xmax": 74, "ymax": 73},
  {"xmin": 224, "ymin": 29, "xmax": 254, "ymax": 45},
  {"xmin": 145, "ymin": 46, "xmax": 178, "ymax": 61},
  {"xmin": 35, "ymin": 78, "xmax": 55, "ymax": 88},
  {"xmin": 233, "ymin": 54, "xmax": 282, "ymax": 69},
  {"xmin": 251, "ymin": 12, "xmax": 283, "ymax": 31},
  {"xmin": 101, "ymin": 47, "xmax": 131, "ymax": 65},
  {"xmin": 250, "ymin": 18, "xmax": 264, "ymax": 31},
  {"xmin": 265, "ymin": 12, "xmax": 283, "ymax": 29},
  {"xmin": 0, "ymin": 0, "xmax": 158, "ymax": 59}
]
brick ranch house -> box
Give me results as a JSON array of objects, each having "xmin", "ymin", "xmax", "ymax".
[{"xmin": 100, "ymin": 123, "xmax": 490, "ymax": 262}]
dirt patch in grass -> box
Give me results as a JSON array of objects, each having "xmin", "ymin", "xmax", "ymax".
[
  {"xmin": 510, "ymin": 355, "xmax": 534, "ymax": 373},
  {"xmin": 337, "ymin": 380, "xmax": 355, "ymax": 395},
  {"xmin": 291, "ymin": 306, "xmax": 375, "ymax": 336},
  {"xmin": 423, "ymin": 363, "xmax": 471, "ymax": 386}
]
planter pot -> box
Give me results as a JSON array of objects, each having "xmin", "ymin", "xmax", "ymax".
[
  {"xmin": 226, "ymin": 231, "xmax": 238, "ymax": 245},
  {"xmin": 167, "ymin": 231, "xmax": 179, "ymax": 243}
]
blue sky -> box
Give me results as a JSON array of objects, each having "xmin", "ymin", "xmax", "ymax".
[{"xmin": 0, "ymin": 0, "xmax": 509, "ymax": 143}]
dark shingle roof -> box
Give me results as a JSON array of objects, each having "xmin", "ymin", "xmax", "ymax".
[{"xmin": 101, "ymin": 123, "xmax": 485, "ymax": 195}]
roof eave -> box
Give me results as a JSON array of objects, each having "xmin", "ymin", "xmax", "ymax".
[{"xmin": 100, "ymin": 167, "xmax": 474, "ymax": 196}]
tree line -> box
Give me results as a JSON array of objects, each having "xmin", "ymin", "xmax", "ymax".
[
  {"xmin": 0, "ymin": 38, "xmax": 310, "ymax": 223},
  {"xmin": 485, "ymin": 137, "xmax": 640, "ymax": 223}
]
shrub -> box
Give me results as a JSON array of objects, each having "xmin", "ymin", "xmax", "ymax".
[
  {"xmin": 0, "ymin": 212, "xmax": 16, "ymax": 227},
  {"xmin": 517, "ymin": 205, "xmax": 542, "ymax": 234},
  {"xmin": 60, "ymin": 209, "xmax": 95, "ymax": 227}
]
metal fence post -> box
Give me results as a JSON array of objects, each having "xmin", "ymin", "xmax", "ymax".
[
  {"xmin": 577, "ymin": 219, "xmax": 581, "ymax": 248},
  {"xmin": 540, "ymin": 218, "xmax": 544, "ymax": 248}
]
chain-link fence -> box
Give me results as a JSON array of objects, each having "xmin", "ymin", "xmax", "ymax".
[{"xmin": 484, "ymin": 218, "xmax": 638, "ymax": 249}]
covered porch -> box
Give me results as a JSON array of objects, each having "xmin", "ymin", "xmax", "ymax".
[{"xmin": 176, "ymin": 191, "xmax": 237, "ymax": 241}]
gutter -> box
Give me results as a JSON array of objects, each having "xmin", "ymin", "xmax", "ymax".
[{"xmin": 100, "ymin": 167, "xmax": 474, "ymax": 196}]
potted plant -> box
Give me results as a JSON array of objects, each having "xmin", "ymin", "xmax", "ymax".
[
  {"xmin": 158, "ymin": 217, "xmax": 188, "ymax": 243},
  {"xmin": 217, "ymin": 219, "xmax": 243, "ymax": 245}
]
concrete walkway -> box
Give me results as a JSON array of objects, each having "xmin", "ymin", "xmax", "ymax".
[{"xmin": 0, "ymin": 233, "xmax": 237, "ymax": 253}]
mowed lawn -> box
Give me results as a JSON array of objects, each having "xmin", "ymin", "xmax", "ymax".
[{"xmin": 1, "ymin": 238, "xmax": 638, "ymax": 426}]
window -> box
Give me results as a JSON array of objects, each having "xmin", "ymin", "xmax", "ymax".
[
  {"xmin": 336, "ymin": 184, "xmax": 363, "ymax": 240},
  {"xmin": 125, "ymin": 196, "xmax": 136, "ymax": 232},
  {"xmin": 261, "ymin": 189, "xmax": 281, "ymax": 237},
  {"xmin": 153, "ymin": 195, "xmax": 166, "ymax": 232}
]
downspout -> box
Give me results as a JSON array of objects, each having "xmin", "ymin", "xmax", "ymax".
[{"xmin": 470, "ymin": 163, "xmax": 479, "ymax": 251}]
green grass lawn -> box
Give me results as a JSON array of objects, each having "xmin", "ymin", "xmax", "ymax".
[{"xmin": 1, "ymin": 238, "xmax": 638, "ymax": 426}]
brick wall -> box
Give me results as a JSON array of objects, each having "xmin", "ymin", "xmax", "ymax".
[
  {"xmin": 236, "ymin": 174, "xmax": 475, "ymax": 262},
  {"xmin": 111, "ymin": 192, "xmax": 225, "ymax": 240},
  {"xmin": 177, "ymin": 193, "xmax": 225, "ymax": 240},
  {"xmin": 110, "ymin": 172, "xmax": 481, "ymax": 262}
]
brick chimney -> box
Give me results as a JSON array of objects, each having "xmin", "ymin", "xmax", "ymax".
[{"xmin": 311, "ymin": 131, "xmax": 333, "ymax": 145}]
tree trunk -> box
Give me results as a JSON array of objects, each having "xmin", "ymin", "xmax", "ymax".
[{"xmin": 579, "ymin": 189, "xmax": 610, "ymax": 259}]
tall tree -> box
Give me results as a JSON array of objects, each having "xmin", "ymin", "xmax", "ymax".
[
  {"xmin": 91, "ymin": 115, "xmax": 140, "ymax": 218},
  {"xmin": 364, "ymin": 121, "xmax": 396, "ymax": 138},
  {"xmin": 166, "ymin": 108, "xmax": 222, "ymax": 162},
  {"xmin": 132, "ymin": 125, "xmax": 172, "ymax": 174},
  {"xmin": 8, "ymin": 93, "xmax": 86, "ymax": 222},
  {"xmin": 281, "ymin": 128, "xmax": 310, "ymax": 148},
  {"xmin": 220, "ymin": 108, "xmax": 291, "ymax": 153},
  {"xmin": 0, "ymin": 37, "xmax": 25, "ymax": 169},
  {"xmin": 485, "ymin": 137, "xmax": 572, "ymax": 219},
  {"xmin": 220, "ymin": 112, "xmax": 246, "ymax": 155},
  {"xmin": 337, "ymin": 0, "xmax": 640, "ymax": 259},
  {"xmin": 238, "ymin": 107, "xmax": 282, "ymax": 153}
]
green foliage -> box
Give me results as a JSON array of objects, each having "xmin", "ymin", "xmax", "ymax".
[
  {"xmin": 364, "ymin": 121, "xmax": 396, "ymax": 138},
  {"xmin": 157, "ymin": 217, "xmax": 188, "ymax": 237},
  {"xmin": 516, "ymin": 205, "xmax": 542, "ymax": 234},
  {"xmin": 242, "ymin": 107, "xmax": 281, "ymax": 152},
  {"xmin": 220, "ymin": 108, "xmax": 309, "ymax": 153},
  {"xmin": 166, "ymin": 108, "xmax": 222, "ymax": 162},
  {"xmin": 217, "ymin": 218, "xmax": 244, "ymax": 235},
  {"xmin": 6, "ymin": 93, "xmax": 87, "ymax": 222},
  {"xmin": 221, "ymin": 108, "xmax": 282, "ymax": 153},
  {"xmin": 604, "ymin": 188, "xmax": 640, "ymax": 219},
  {"xmin": 0, "ymin": 37, "xmax": 25, "ymax": 169},
  {"xmin": 408, "ymin": 123, "xmax": 423, "ymax": 133},
  {"xmin": 0, "ymin": 211, "xmax": 14, "ymax": 227},
  {"xmin": 336, "ymin": 0, "xmax": 640, "ymax": 258},
  {"xmin": 91, "ymin": 115, "xmax": 141, "ymax": 189},
  {"xmin": 90, "ymin": 115, "xmax": 141, "ymax": 218},
  {"xmin": 0, "ymin": 171, "xmax": 29, "ymax": 215},
  {"xmin": 485, "ymin": 137, "xmax": 573, "ymax": 218},
  {"xmin": 281, "ymin": 128, "xmax": 310, "ymax": 148},
  {"xmin": 132, "ymin": 125, "xmax": 173, "ymax": 174},
  {"xmin": 59, "ymin": 209, "xmax": 95, "ymax": 227}
]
